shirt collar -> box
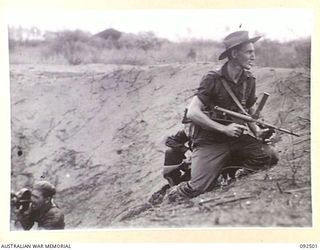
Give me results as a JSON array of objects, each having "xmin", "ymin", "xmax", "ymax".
[{"xmin": 220, "ymin": 62, "xmax": 251, "ymax": 84}]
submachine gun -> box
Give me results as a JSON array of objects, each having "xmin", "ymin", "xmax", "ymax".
[
  {"xmin": 200, "ymin": 92, "xmax": 299, "ymax": 137},
  {"xmin": 213, "ymin": 92, "xmax": 299, "ymax": 137}
]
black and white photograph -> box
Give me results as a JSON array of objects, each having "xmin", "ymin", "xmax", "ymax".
[{"xmin": 6, "ymin": 8, "xmax": 313, "ymax": 231}]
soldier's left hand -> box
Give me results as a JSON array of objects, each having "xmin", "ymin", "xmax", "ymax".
[{"xmin": 256, "ymin": 128, "xmax": 275, "ymax": 143}]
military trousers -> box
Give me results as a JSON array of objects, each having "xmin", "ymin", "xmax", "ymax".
[{"xmin": 184, "ymin": 134, "xmax": 278, "ymax": 196}]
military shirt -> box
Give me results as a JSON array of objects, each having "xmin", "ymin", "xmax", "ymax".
[{"xmin": 194, "ymin": 62, "xmax": 257, "ymax": 144}]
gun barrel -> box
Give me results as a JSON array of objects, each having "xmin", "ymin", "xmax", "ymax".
[
  {"xmin": 255, "ymin": 120, "xmax": 300, "ymax": 137},
  {"xmin": 277, "ymin": 128, "xmax": 300, "ymax": 137}
]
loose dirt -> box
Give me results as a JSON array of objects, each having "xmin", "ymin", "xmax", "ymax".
[{"xmin": 10, "ymin": 62, "xmax": 311, "ymax": 228}]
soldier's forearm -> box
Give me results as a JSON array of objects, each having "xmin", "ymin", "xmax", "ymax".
[{"xmin": 189, "ymin": 110, "xmax": 226, "ymax": 132}]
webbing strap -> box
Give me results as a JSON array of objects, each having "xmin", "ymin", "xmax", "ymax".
[
  {"xmin": 221, "ymin": 78, "xmax": 249, "ymax": 115},
  {"xmin": 221, "ymin": 78, "xmax": 257, "ymax": 138},
  {"xmin": 241, "ymin": 80, "xmax": 247, "ymax": 107}
]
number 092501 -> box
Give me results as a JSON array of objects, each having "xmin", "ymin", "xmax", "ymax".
[{"xmin": 300, "ymin": 244, "xmax": 318, "ymax": 248}]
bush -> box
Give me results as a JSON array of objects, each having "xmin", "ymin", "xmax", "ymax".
[
  {"xmin": 294, "ymin": 38, "xmax": 311, "ymax": 68},
  {"xmin": 8, "ymin": 39, "xmax": 17, "ymax": 51},
  {"xmin": 118, "ymin": 32, "xmax": 165, "ymax": 51},
  {"xmin": 43, "ymin": 30, "xmax": 92, "ymax": 64},
  {"xmin": 255, "ymin": 38, "xmax": 311, "ymax": 68},
  {"xmin": 88, "ymin": 36, "xmax": 115, "ymax": 49}
]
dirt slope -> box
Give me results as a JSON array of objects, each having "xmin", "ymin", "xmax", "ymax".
[{"xmin": 10, "ymin": 62, "xmax": 311, "ymax": 228}]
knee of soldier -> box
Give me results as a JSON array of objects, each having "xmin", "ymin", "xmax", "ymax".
[{"xmin": 244, "ymin": 146, "xmax": 278, "ymax": 168}]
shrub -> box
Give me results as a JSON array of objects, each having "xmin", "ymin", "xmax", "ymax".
[
  {"xmin": 255, "ymin": 38, "xmax": 311, "ymax": 68},
  {"xmin": 293, "ymin": 38, "xmax": 311, "ymax": 68},
  {"xmin": 118, "ymin": 32, "xmax": 165, "ymax": 51},
  {"xmin": 88, "ymin": 36, "xmax": 115, "ymax": 49},
  {"xmin": 8, "ymin": 39, "xmax": 17, "ymax": 51},
  {"xmin": 44, "ymin": 30, "xmax": 92, "ymax": 65}
]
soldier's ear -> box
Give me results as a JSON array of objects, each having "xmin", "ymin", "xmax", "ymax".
[
  {"xmin": 231, "ymin": 48, "xmax": 238, "ymax": 59},
  {"xmin": 44, "ymin": 196, "xmax": 51, "ymax": 204}
]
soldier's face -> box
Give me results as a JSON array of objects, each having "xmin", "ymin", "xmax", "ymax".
[
  {"xmin": 234, "ymin": 42, "xmax": 256, "ymax": 70},
  {"xmin": 31, "ymin": 190, "xmax": 46, "ymax": 211}
]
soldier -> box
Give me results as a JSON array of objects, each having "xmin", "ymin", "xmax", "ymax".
[
  {"xmin": 14, "ymin": 181, "xmax": 65, "ymax": 230},
  {"xmin": 167, "ymin": 31, "xmax": 279, "ymax": 200}
]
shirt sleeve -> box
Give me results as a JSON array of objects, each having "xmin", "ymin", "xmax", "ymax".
[{"xmin": 195, "ymin": 72, "xmax": 216, "ymax": 107}]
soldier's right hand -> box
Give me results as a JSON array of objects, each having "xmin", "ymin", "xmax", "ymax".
[{"xmin": 223, "ymin": 123, "xmax": 248, "ymax": 138}]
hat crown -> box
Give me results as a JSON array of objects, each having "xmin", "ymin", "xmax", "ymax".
[
  {"xmin": 223, "ymin": 31, "xmax": 250, "ymax": 50},
  {"xmin": 218, "ymin": 30, "xmax": 261, "ymax": 60}
]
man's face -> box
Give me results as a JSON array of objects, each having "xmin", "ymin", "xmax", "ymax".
[
  {"xmin": 234, "ymin": 42, "xmax": 256, "ymax": 70},
  {"xmin": 31, "ymin": 190, "xmax": 46, "ymax": 211}
]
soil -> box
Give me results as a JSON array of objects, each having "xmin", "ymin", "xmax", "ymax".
[{"xmin": 10, "ymin": 62, "xmax": 311, "ymax": 229}]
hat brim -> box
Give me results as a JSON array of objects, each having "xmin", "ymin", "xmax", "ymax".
[{"xmin": 218, "ymin": 36, "xmax": 261, "ymax": 60}]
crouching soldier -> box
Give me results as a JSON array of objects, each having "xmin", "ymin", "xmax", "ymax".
[
  {"xmin": 12, "ymin": 181, "xmax": 65, "ymax": 230},
  {"xmin": 166, "ymin": 30, "xmax": 279, "ymax": 201}
]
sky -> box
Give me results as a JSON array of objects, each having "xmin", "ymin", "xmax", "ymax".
[{"xmin": 5, "ymin": 8, "xmax": 313, "ymax": 41}]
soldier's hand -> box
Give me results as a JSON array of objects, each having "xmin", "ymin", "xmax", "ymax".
[
  {"xmin": 256, "ymin": 128, "xmax": 276, "ymax": 143},
  {"xmin": 223, "ymin": 123, "xmax": 248, "ymax": 138}
]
